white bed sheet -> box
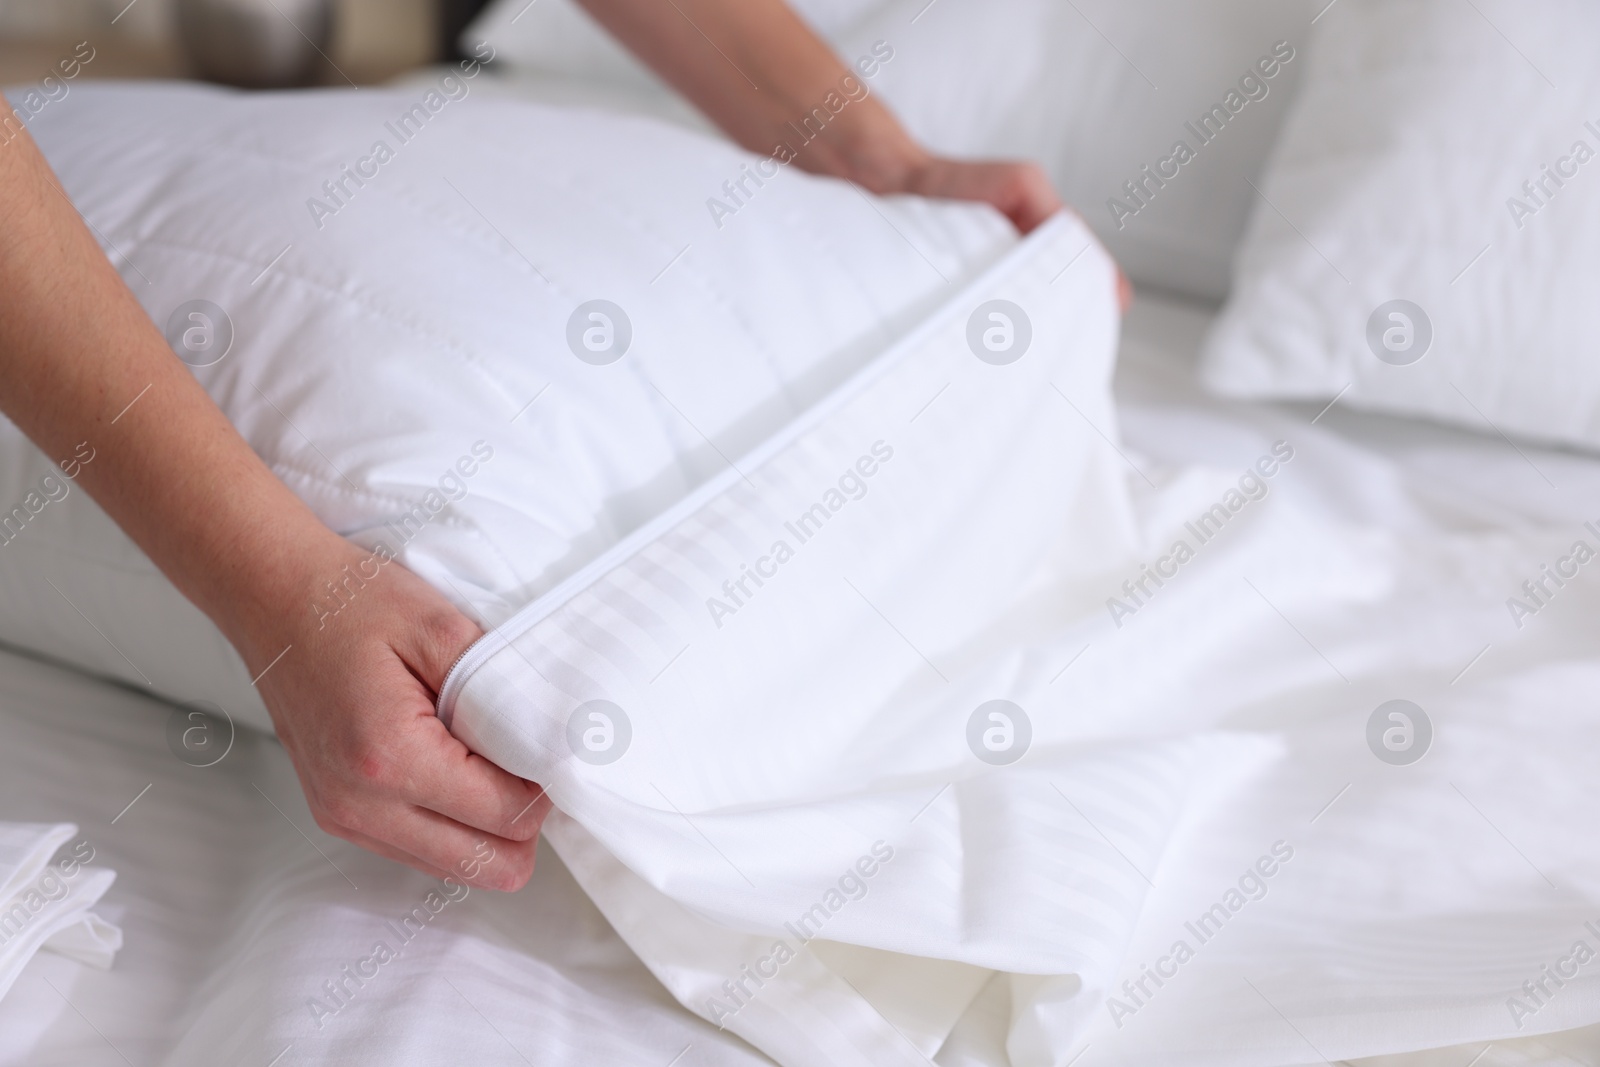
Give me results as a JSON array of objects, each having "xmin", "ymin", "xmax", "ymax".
[
  {"xmin": 1117, "ymin": 295, "xmax": 1600, "ymax": 530},
  {"xmin": 4, "ymin": 293, "xmax": 1600, "ymax": 1066},
  {"xmin": 1073, "ymin": 294, "xmax": 1600, "ymax": 1065},
  {"xmin": 0, "ymin": 648, "xmax": 775, "ymax": 1067}
]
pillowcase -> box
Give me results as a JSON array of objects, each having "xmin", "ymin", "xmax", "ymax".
[
  {"xmin": 0, "ymin": 80, "xmax": 1013, "ymax": 733},
  {"xmin": 462, "ymin": 0, "xmax": 1309, "ymax": 301},
  {"xmin": 1201, "ymin": 0, "xmax": 1600, "ymax": 451}
]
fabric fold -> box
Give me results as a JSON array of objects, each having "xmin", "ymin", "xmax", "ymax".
[
  {"xmin": 443, "ymin": 215, "xmax": 1283, "ymax": 1060},
  {"xmin": 0, "ymin": 822, "xmax": 122, "ymax": 1004}
]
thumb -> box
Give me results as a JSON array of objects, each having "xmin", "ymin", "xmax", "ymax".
[
  {"xmin": 389, "ymin": 571, "xmax": 486, "ymax": 697},
  {"xmin": 408, "ymin": 608, "xmax": 484, "ymax": 698}
]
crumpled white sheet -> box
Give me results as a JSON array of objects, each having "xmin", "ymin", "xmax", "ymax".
[
  {"xmin": 0, "ymin": 645, "xmax": 773, "ymax": 1067},
  {"xmin": 442, "ymin": 216, "xmax": 1600, "ymax": 1066},
  {"xmin": 442, "ymin": 214, "xmax": 1216, "ymax": 1064},
  {"xmin": 5, "ymin": 288, "xmax": 1600, "ymax": 1067},
  {"xmin": 0, "ymin": 822, "xmax": 120, "ymax": 1003}
]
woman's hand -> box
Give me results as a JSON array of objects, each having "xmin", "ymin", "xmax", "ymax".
[
  {"xmin": 0, "ymin": 123, "xmax": 547, "ymax": 891},
  {"xmin": 578, "ymin": 0, "xmax": 1074, "ymax": 236},
  {"xmin": 904, "ymin": 158, "xmax": 1063, "ymax": 235},
  {"xmin": 234, "ymin": 535, "xmax": 550, "ymax": 890},
  {"xmin": 580, "ymin": 0, "xmax": 1131, "ymax": 301}
]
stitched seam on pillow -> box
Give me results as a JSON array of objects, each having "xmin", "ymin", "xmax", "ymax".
[
  {"xmin": 502, "ymin": 169, "xmax": 794, "ymax": 476},
  {"xmin": 119, "ymin": 237, "xmax": 527, "ymax": 410},
  {"xmin": 135, "ymin": 235, "xmax": 503, "ymax": 364},
  {"xmin": 319, "ymin": 174, "xmax": 581, "ymax": 304},
  {"xmin": 272, "ymin": 462, "xmax": 546, "ymax": 595},
  {"xmin": 498, "ymin": 160, "xmax": 801, "ymax": 399},
  {"xmin": 266, "ymin": 458, "xmax": 488, "ymax": 516},
  {"xmin": 471, "ymin": 163, "xmax": 803, "ymax": 491}
]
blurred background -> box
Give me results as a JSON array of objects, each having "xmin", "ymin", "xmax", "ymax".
[{"xmin": 0, "ymin": 0, "xmax": 480, "ymax": 87}]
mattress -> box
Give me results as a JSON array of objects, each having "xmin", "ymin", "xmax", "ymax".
[{"xmin": 3, "ymin": 292, "xmax": 1599, "ymax": 1065}]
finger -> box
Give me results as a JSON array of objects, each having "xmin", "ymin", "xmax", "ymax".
[
  {"xmin": 387, "ymin": 573, "xmax": 485, "ymax": 695},
  {"xmin": 375, "ymin": 803, "xmax": 538, "ymax": 891},
  {"xmin": 322, "ymin": 793, "xmax": 537, "ymax": 891},
  {"xmin": 308, "ymin": 784, "xmax": 509, "ymax": 885},
  {"xmin": 1011, "ymin": 198, "xmax": 1056, "ymax": 234},
  {"xmin": 394, "ymin": 714, "xmax": 551, "ymax": 843},
  {"xmin": 1009, "ymin": 172, "xmax": 1063, "ymax": 234},
  {"xmin": 338, "ymin": 823, "xmax": 460, "ymax": 883}
]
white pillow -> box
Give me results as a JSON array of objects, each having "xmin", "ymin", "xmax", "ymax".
[
  {"xmin": 0, "ymin": 80, "xmax": 1013, "ymax": 733},
  {"xmin": 1201, "ymin": 0, "xmax": 1600, "ymax": 451},
  {"xmin": 462, "ymin": 0, "xmax": 1309, "ymax": 301}
]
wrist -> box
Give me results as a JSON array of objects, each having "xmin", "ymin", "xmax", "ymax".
[{"xmin": 201, "ymin": 512, "xmax": 361, "ymax": 668}]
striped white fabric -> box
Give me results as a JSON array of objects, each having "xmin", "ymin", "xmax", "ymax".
[{"xmin": 442, "ymin": 217, "xmax": 1279, "ymax": 1063}]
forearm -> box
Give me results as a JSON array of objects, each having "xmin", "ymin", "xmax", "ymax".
[
  {"xmin": 575, "ymin": 0, "xmax": 928, "ymax": 190},
  {"xmin": 0, "ymin": 123, "xmax": 341, "ymax": 663},
  {"xmin": 1, "ymin": 105, "xmax": 552, "ymax": 891}
]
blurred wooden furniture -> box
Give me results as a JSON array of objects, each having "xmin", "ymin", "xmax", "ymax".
[{"xmin": 0, "ymin": 0, "xmax": 445, "ymax": 89}]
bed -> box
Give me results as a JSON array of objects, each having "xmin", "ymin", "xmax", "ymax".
[
  {"xmin": 4, "ymin": 0, "xmax": 1599, "ymax": 1063},
  {"xmin": 4, "ymin": 288, "xmax": 1600, "ymax": 1066}
]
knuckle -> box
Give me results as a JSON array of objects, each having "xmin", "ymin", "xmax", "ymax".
[
  {"xmin": 423, "ymin": 609, "xmax": 480, "ymax": 658},
  {"xmin": 350, "ymin": 748, "xmax": 391, "ymax": 789},
  {"xmin": 503, "ymin": 819, "xmax": 539, "ymax": 843},
  {"xmin": 460, "ymin": 840, "xmax": 534, "ymax": 892},
  {"xmin": 501, "ymin": 803, "xmax": 543, "ymax": 842}
]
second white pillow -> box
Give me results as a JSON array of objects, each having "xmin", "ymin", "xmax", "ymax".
[{"xmin": 1201, "ymin": 0, "xmax": 1600, "ymax": 452}]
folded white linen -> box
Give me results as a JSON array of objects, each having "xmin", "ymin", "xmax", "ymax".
[{"xmin": 0, "ymin": 822, "xmax": 121, "ymax": 1003}]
